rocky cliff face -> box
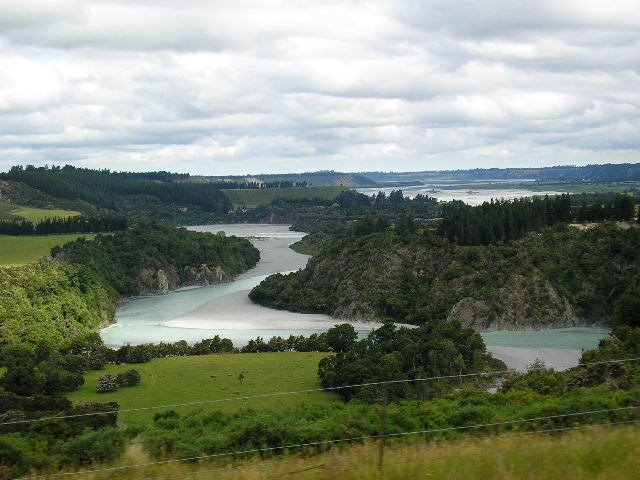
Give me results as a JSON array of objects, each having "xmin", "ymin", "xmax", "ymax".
[
  {"xmin": 446, "ymin": 272, "xmax": 583, "ymax": 331},
  {"xmin": 251, "ymin": 226, "xmax": 638, "ymax": 331},
  {"xmin": 136, "ymin": 264, "xmax": 231, "ymax": 296}
]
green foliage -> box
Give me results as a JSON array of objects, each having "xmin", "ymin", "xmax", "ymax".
[
  {"xmin": 325, "ymin": 324, "xmax": 358, "ymax": 353},
  {"xmin": 614, "ymin": 286, "xmax": 640, "ymax": 329},
  {"xmin": 53, "ymin": 427, "xmax": 126, "ymax": 466},
  {"xmin": 116, "ymin": 369, "xmax": 140, "ymax": 387},
  {"xmin": 142, "ymin": 384, "xmax": 640, "ymax": 461},
  {"xmin": 2, "ymin": 165, "xmax": 231, "ymax": 221},
  {"xmin": 53, "ymin": 222, "xmax": 260, "ymax": 296},
  {"xmin": 318, "ymin": 320, "xmax": 503, "ymax": 401},
  {"xmin": 0, "ymin": 344, "xmax": 86, "ymax": 396},
  {"xmin": 440, "ymin": 195, "xmax": 571, "ymax": 245},
  {"xmin": 0, "ymin": 233, "xmax": 97, "ymax": 266},
  {"xmin": 251, "ymin": 224, "xmax": 640, "ymax": 327},
  {"xmin": 96, "ymin": 374, "xmax": 119, "ymax": 393},
  {"xmin": 224, "ymin": 186, "xmax": 347, "ymax": 208},
  {"xmin": 0, "ymin": 214, "xmax": 127, "ymax": 236},
  {"xmin": 0, "ymin": 261, "xmax": 116, "ymax": 348}
]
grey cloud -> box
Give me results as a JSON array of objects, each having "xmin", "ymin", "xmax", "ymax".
[{"xmin": 0, "ymin": 0, "xmax": 638, "ymax": 174}]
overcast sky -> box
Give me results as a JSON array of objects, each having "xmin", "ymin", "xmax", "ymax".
[{"xmin": 0, "ymin": 0, "xmax": 639, "ymax": 175}]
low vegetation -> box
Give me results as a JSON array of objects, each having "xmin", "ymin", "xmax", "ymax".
[
  {"xmin": 0, "ymin": 233, "xmax": 95, "ymax": 266},
  {"xmin": 9, "ymin": 206, "xmax": 80, "ymax": 223},
  {"xmin": 83, "ymin": 424, "xmax": 639, "ymax": 480},
  {"xmin": 223, "ymin": 186, "xmax": 348, "ymax": 208}
]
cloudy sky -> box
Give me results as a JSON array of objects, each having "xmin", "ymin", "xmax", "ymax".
[{"xmin": 0, "ymin": 0, "xmax": 639, "ymax": 175}]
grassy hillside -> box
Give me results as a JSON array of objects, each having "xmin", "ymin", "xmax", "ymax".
[
  {"xmin": 224, "ymin": 186, "xmax": 348, "ymax": 208},
  {"xmin": 0, "ymin": 233, "xmax": 95, "ymax": 266},
  {"xmin": 0, "ymin": 261, "xmax": 116, "ymax": 348},
  {"xmin": 67, "ymin": 352, "xmax": 337, "ymax": 427},
  {"xmin": 52, "ymin": 422, "xmax": 640, "ymax": 479},
  {"xmin": 10, "ymin": 206, "xmax": 80, "ymax": 222}
]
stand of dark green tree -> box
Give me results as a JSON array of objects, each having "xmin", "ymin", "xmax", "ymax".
[
  {"xmin": 250, "ymin": 222, "xmax": 640, "ymax": 326},
  {"xmin": 52, "ymin": 222, "xmax": 260, "ymax": 296},
  {"xmin": 1, "ymin": 165, "xmax": 232, "ymax": 217},
  {"xmin": 440, "ymin": 193, "xmax": 636, "ymax": 246},
  {"xmin": 0, "ymin": 215, "xmax": 127, "ymax": 236}
]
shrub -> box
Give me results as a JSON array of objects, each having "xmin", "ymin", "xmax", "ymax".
[
  {"xmin": 96, "ymin": 374, "xmax": 118, "ymax": 393},
  {"xmin": 116, "ymin": 369, "xmax": 140, "ymax": 387}
]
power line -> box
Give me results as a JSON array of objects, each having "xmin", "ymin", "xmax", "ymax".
[
  {"xmin": 4, "ymin": 356, "xmax": 638, "ymax": 427},
  {"xmin": 138, "ymin": 419, "xmax": 640, "ymax": 480},
  {"xmin": 15, "ymin": 405, "xmax": 639, "ymax": 479}
]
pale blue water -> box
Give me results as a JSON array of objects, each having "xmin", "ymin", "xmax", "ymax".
[
  {"xmin": 101, "ymin": 223, "xmax": 610, "ymax": 351},
  {"xmin": 101, "ymin": 275, "xmax": 269, "ymax": 346},
  {"xmin": 481, "ymin": 328, "xmax": 610, "ymax": 350}
]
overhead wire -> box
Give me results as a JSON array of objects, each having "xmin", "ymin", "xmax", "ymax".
[
  {"xmin": 15, "ymin": 404, "xmax": 640, "ymax": 479},
  {"xmin": 137, "ymin": 418, "xmax": 640, "ymax": 480},
  {"xmin": 3, "ymin": 356, "xmax": 638, "ymax": 427}
]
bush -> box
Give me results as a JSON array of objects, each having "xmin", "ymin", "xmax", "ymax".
[
  {"xmin": 96, "ymin": 374, "xmax": 118, "ymax": 393},
  {"xmin": 116, "ymin": 369, "xmax": 140, "ymax": 387}
]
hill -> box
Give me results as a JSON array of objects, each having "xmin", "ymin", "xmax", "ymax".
[
  {"xmin": 250, "ymin": 223, "xmax": 640, "ymax": 329},
  {"xmin": 362, "ymin": 162, "xmax": 640, "ymax": 184},
  {"xmin": 207, "ymin": 170, "xmax": 376, "ymax": 187},
  {"xmin": 0, "ymin": 223, "xmax": 260, "ymax": 348}
]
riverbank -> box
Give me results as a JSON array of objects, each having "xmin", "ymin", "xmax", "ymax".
[{"xmin": 102, "ymin": 224, "xmax": 610, "ymax": 372}]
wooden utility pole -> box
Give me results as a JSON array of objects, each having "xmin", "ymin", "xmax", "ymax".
[{"xmin": 378, "ymin": 382, "xmax": 389, "ymax": 477}]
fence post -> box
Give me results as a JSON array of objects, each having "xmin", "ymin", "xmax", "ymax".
[{"xmin": 378, "ymin": 381, "xmax": 389, "ymax": 476}]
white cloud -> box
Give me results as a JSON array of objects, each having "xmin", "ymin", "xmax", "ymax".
[{"xmin": 0, "ymin": 0, "xmax": 638, "ymax": 174}]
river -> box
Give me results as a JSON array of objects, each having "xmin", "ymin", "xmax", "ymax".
[
  {"xmin": 356, "ymin": 185, "xmax": 565, "ymax": 206},
  {"xmin": 101, "ymin": 224, "xmax": 609, "ymax": 371}
]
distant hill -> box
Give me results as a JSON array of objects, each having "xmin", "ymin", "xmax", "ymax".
[
  {"xmin": 362, "ymin": 163, "xmax": 640, "ymax": 184},
  {"xmin": 206, "ymin": 170, "xmax": 377, "ymax": 187},
  {"xmin": 2, "ymin": 163, "xmax": 639, "ymax": 225}
]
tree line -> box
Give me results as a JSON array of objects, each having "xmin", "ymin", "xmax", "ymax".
[
  {"xmin": 214, "ymin": 180, "xmax": 308, "ymax": 189},
  {"xmin": 0, "ymin": 215, "xmax": 127, "ymax": 236},
  {"xmin": 2, "ymin": 165, "xmax": 232, "ymax": 214},
  {"xmin": 440, "ymin": 193, "xmax": 637, "ymax": 246}
]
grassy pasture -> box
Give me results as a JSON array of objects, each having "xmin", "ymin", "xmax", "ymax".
[
  {"xmin": 11, "ymin": 206, "xmax": 80, "ymax": 222},
  {"xmin": 224, "ymin": 186, "xmax": 348, "ymax": 208},
  {"xmin": 0, "ymin": 199, "xmax": 80, "ymax": 222},
  {"xmin": 67, "ymin": 352, "xmax": 338, "ymax": 427},
  {"xmin": 65, "ymin": 423, "xmax": 640, "ymax": 479},
  {"xmin": 0, "ymin": 233, "xmax": 94, "ymax": 266}
]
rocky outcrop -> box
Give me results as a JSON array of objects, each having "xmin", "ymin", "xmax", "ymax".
[
  {"xmin": 136, "ymin": 264, "xmax": 232, "ymax": 296},
  {"xmin": 447, "ymin": 273, "xmax": 582, "ymax": 331}
]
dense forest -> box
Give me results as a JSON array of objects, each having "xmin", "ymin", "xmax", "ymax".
[
  {"xmin": 1, "ymin": 165, "xmax": 232, "ymax": 222},
  {"xmin": 440, "ymin": 193, "xmax": 636, "ymax": 245},
  {"xmin": 0, "ymin": 215, "xmax": 127, "ymax": 236},
  {"xmin": 250, "ymin": 223, "xmax": 640, "ymax": 328},
  {"xmin": 53, "ymin": 223, "xmax": 260, "ymax": 296}
]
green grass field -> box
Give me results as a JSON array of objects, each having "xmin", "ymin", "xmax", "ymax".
[
  {"xmin": 0, "ymin": 199, "xmax": 80, "ymax": 222},
  {"xmin": 67, "ymin": 352, "xmax": 337, "ymax": 427},
  {"xmin": 224, "ymin": 186, "xmax": 348, "ymax": 208},
  {"xmin": 11, "ymin": 206, "xmax": 80, "ymax": 222},
  {"xmin": 0, "ymin": 233, "xmax": 94, "ymax": 266}
]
